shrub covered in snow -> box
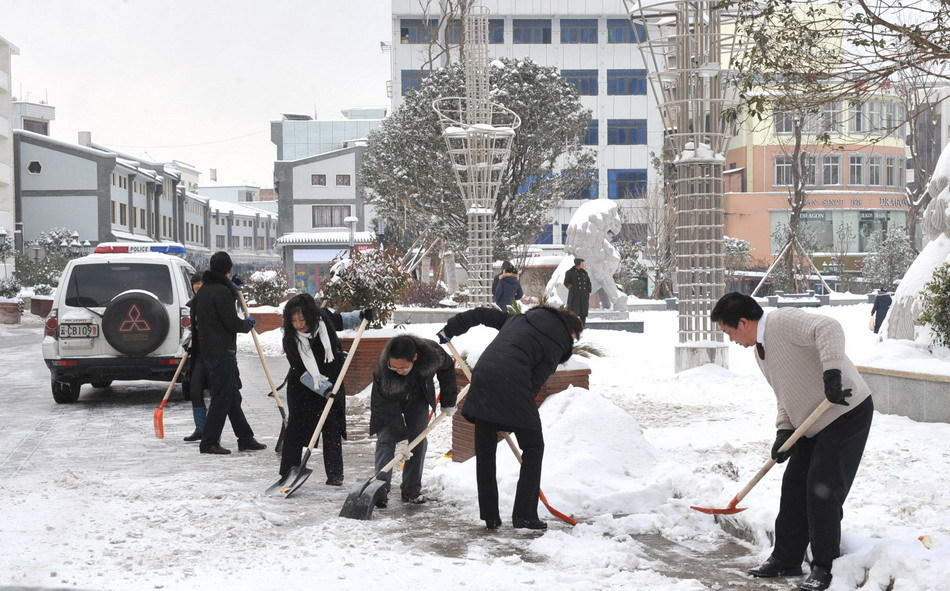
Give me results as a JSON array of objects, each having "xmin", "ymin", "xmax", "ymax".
[
  {"xmin": 400, "ymin": 281, "xmax": 448, "ymax": 308},
  {"xmin": 320, "ymin": 248, "xmax": 410, "ymax": 327},
  {"xmin": 0, "ymin": 277, "xmax": 22, "ymax": 300},
  {"xmin": 243, "ymin": 268, "xmax": 290, "ymax": 307}
]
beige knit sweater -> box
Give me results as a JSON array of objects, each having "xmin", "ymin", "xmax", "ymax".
[{"xmin": 758, "ymin": 308, "xmax": 872, "ymax": 437}]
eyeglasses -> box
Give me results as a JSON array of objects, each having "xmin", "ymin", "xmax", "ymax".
[{"xmin": 387, "ymin": 361, "xmax": 414, "ymax": 373}]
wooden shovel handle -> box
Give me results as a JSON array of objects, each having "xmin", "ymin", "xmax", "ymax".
[
  {"xmin": 734, "ymin": 399, "xmax": 835, "ymax": 504},
  {"xmin": 158, "ymin": 350, "xmax": 189, "ymax": 410}
]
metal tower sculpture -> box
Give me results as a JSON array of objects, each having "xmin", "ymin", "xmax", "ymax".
[
  {"xmin": 433, "ymin": 5, "xmax": 520, "ymax": 306},
  {"xmin": 624, "ymin": 0, "xmax": 739, "ymax": 343}
]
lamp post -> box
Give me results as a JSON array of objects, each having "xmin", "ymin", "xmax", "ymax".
[
  {"xmin": 343, "ymin": 216, "xmax": 358, "ymax": 257},
  {"xmin": 0, "ymin": 228, "xmax": 8, "ymax": 278},
  {"xmin": 377, "ymin": 219, "xmax": 386, "ymax": 250}
]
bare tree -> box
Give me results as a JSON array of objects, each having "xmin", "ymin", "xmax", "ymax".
[{"xmin": 625, "ymin": 183, "xmax": 677, "ymax": 299}]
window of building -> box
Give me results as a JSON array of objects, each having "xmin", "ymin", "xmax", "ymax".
[
  {"xmin": 140, "ymin": 210, "xmax": 146, "ymax": 230},
  {"xmin": 822, "ymin": 102, "xmax": 841, "ymax": 134},
  {"xmin": 22, "ymin": 119, "xmax": 49, "ymax": 135},
  {"xmin": 566, "ymin": 170, "xmax": 599, "ymax": 199},
  {"xmin": 110, "ymin": 202, "xmax": 116, "ymax": 224},
  {"xmin": 399, "ymin": 18, "xmax": 437, "ymax": 44},
  {"xmin": 775, "ymin": 155, "xmax": 793, "ymax": 186},
  {"xmin": 336, "ymin": 174, "xmax": 351, "ymax": 186},
  {"xmin": 607, "ymin": 169, "xmax": 647, "ymax": 199},
  {"xmin": 849, "ymin": 154, "xmax": 865, "ymax": 185},
  {"xmin": 449, "ymin": 18, "xmax": 504, "ymax": 44},
  {"xmin": 849, "ymin": 102, "xmax": 867, "ymax": 134},
  {"xmin": 401, "ymin": 70, "xmax": 431, "ymax": 95},
  {"xmin": 215, "ymin": 236, "xmax": 225, "ymax": 248},
  {"xmin": 607, "ymin": 119, "xmax": 648, "ymax": 145},
  {"xmin": 583, "ymin": 120, "xmax": 599, "ymax": 146},
  {"xmin": 513, "ymin": 19, "xmax": 551, "ymax": 44},
  {"xmin": 607, "ymin": 69, "xmax": 647, "ymax": 95},
  {"xmin": 312, "ymin": 205, "xmax": 351, "ymax": 228},
  {"xmin": 561, "ymin": 69, "xmax": 598, "ymax": 95},
  {"xmin": 119, "ymin": 203, "xmax": 128, "ymax": 226},
  {"xmin": 775, "ymin": 112, "xmax": 798, "ymax": 135},
  {"xmin": 232, "ymin": 237, "xmax": 240, "ymax": 249},
  {"xmin": 243, "ymin": 236, "xmax": 252, "ymax": 248},
  {"xmin": 868, "ymin": 155, "xmax": 883, "ymax": 186},
  {"xmin": 867, "ymin": 100, "xmax": 883, "ymax": 134},
  {"xmin": 799, "ymin": 212, "xmax": 834, "ymax": 250},
  {"xmin": 607, "ymin": 18, "xmax": 647, "ymax": 43},
  {"xmin": 560, "ymin": 19, "xmax": 597, "ymax": 43},
  {"xmin": 311, "ymin": 174, "xmax": 327, "ymax": 186},
  {"xmin": 822, "ymin": 154, "xmax": 841, "ymax": 186},
  {"xmin": 859, "ymin": 211, "xmax": 890, "ymax": 251}
]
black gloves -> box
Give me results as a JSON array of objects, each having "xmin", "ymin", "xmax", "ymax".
[
  {"xmin": 823, "ymin": 369, "xmax": 852, "ymax": 406},
  {"xmin": 437, "ymin": 330, "xmax": 451, "ymax": 344},
  {"xmin": 360, "ymin": 308, "xmax": 375, "ymax": 323},
  {"xmin": 771, "ymin": 429, "xmax": 795, "ymax": 463}
]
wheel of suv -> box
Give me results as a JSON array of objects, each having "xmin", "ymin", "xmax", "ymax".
[
  {"xmin": 101, "ymin": 291, "xmax": 170, "ymax": 356},
  {"xmin": 52, "ymin": 379, "xmax": 81, "ymax": 404}
]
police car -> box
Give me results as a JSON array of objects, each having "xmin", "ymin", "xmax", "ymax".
[{"xmin": 42, "ymin": 242, "xmax": 196, "ymax": 403}]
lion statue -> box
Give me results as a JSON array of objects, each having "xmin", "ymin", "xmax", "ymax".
[{"xmin": 545, "ymin": 200, "xmax": 627, "ymax": 311}]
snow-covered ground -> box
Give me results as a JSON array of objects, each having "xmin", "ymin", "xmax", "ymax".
[{"xmin": 1, "ymin": 303, "xmax": 948, "ymax": 590}]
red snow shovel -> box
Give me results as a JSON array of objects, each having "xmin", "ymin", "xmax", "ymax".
[
  {"xmin": 691, "ymin": 399, "xmax": 834, "ymax": 515},
  {"xmin": 444, "ymin": 341, "xmax": 577, "ymax": 526},
  {"xmin": 267, "ymin": 318, "xmax": 369, "ymax": 498},
  {"xmin": 153, "ymin": 351, "xmax": 190, "ymax": 439}
]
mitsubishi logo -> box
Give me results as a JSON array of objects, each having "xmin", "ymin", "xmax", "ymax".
[{"xmin": 119, "ymin": 304, "xmax": 152, "ymax": 332}]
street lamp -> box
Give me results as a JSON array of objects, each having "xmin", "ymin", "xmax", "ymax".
[
  {"xmin": 377, "ymin": 219, "xmax": 387, "ymax": 250},
  {"xmin": 343, "ymin": 216, "xmax": 358, "ymax": 257}
]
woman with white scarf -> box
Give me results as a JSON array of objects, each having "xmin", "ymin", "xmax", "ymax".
[{"xmin": 279, "ymin": 293, "xmax": 373, "ymax": 484}]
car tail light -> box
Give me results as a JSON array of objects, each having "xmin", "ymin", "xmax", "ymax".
[
  {"xmin": 45, "ymin": 310, "xmax": 59, "ymax": 338},
  {"xmin": 180, "ymin": 307, "xmax": 191, "ymax": 329}
]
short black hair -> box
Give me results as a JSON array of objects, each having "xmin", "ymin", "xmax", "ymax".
[
  {"xmin": 190, "ymin": 271, "xmax": 204, "ymax": 287},
  {"xmin": 209, "ymin": 251, "xmax": 232, "ymax": 274},
  {"xmin": 710, "ymin": 292, "xmax": 763, "ymax": 328},
  {"xmin": 556, "ymin": 307, "xmax": 584, "ymax": 338},
  {"xmin": 387, "ymin": 335, "xmax": 419, "ymax": 362}
]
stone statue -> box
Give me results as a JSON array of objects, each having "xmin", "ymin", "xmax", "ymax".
[{"xmin": 545, "ymin": 200, "xmax": 627, "ymax": 312}]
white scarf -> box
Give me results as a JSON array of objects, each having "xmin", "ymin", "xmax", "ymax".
[{"xmin": 295, "ymin": 318, "xmax": 334, "ymax": 379}]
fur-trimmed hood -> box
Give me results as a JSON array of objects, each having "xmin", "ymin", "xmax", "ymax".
[{"xmin": 374, "ymin": 335, "xmax": 447, "ymax": 401}]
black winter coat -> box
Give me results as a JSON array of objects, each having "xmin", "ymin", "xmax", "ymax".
[
  {"xmin": 370, "ymin": 336, "xmax": 458, "ymax": 438},
  {"xmin": 493, "ymin": 273, "xmax": 524, "ymax": 309},
  {"xmin": 282, "ymin": 308, "xmax": 349, "ymax": 440},
  {"xmin": 192, "ymin": 270, "xmax": 252, "ymax": 357},
  {"xmin": 443, "ymin": 306, "xmax": 574, "ymax": 431},
  {"xmin": 564, "ymin": 266, "xmax": 591, "ymax": 319}
]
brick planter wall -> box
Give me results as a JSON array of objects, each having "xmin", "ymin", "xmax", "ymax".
[
  {"xmin": 451, "ymin": 365, "xmax": 591, "ymax": 462},
  {"xmin": 30, "ymin": 297, "xmax": 54, "ymax": 318},
  {"xmin": 0, "ymin": 301, "xmax": 22, "ymax": 325},
  {"xmin": 337, "ymin": 336, "xmax": 390, "ymax": 395},
  {"xmin": 250, "ymin": 312, "xmax": 283, "ymax": 333}
]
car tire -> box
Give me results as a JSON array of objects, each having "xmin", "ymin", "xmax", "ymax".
[
  {"xmin": 101, "ymin": 291, "xmax": 170, "ymax": 356},
  {"xmin": 52, "ymin": 380, "xmax": 81, "ymax": 404}
]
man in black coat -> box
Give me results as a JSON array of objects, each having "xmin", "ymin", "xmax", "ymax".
[
  {"xmin": 370, "ymin": 334, "xmax": 458, "ymax": 507},
  {"xmin": 438, "ymin": 306, "xmax": 583, "ymax": 530},
  {"xmin": 192, "ymin": 251, "xmax": 265, "ymax": 455},
  {"xmin": 564, "ymin": 258, "xmax": 591, "ymax": 326}
]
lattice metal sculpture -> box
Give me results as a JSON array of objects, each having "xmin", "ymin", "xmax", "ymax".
[
  {"xmin": 624, "ymin": 0, "xmax": 740, "ymax": 342},
  {"xmin": 433, "ymin": 5, "xmax": 520, "ymax": 305}
]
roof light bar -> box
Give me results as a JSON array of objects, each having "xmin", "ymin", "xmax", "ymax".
[{"xmin": 93, "ymin": 242, "xmax": 187, "ymax": 256}]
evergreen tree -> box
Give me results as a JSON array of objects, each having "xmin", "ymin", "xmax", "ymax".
[
  {"xmin": 361, "ymin": 57, "xmax": 595, "ymax": 260},
  {"xmin": 862, "ymin": 227, "xmax": 916, "ymax": 291}
]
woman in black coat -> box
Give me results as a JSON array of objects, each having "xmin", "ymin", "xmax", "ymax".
[
  {"xmin": 279, "ymin": 293, "xmax": 368, "ymax": 484},
  {"xmin": 439, "ymin": 305, "xmax": 583, "ymax": 530}
]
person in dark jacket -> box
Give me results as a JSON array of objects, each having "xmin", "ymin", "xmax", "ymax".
[
  {"xmin": 279, "ymin": 294, "xmax": 371, "ymax": 484},
  {"xmin": 192, "ymin": 251, "xmax": 265, "ymax": 455},
  {"xmin": 870, "ymin": 288, "xmax": 892, "ymax": 334},
  {"xmin": 438, "ymin": 306, "xmax": 583, "ymax": 531},
  {"xmin": 370, "ymin": 334, "xmax": 458, "ymax": 507},
  {"xmin": 564, "ymin": 258, "xmax": 591, "ymax": 326},
  {"xmin": 183, "ymin": 271, "xmax": 208, "ymax": 442},
  {"xmin": 491, "ymin": 260, "xmax": 513, "ymax": 298},
  {"xmin": 493, "ymin": 262, "xmax": 524, "ymax": 310}
]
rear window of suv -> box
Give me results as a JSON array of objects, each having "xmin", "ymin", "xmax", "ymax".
[{"xmin": 64, "ymin": 263, "xmax": 175, "ymax": 306}]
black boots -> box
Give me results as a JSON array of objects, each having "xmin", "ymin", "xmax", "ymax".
[
  {"xmin": 748, "ymin": 557, "xmax": 804, "ymax": 578},
  {"xmin": 401, "ymin": 492, "xmax": 427, "ymax": 504},
  {"xmin": 800, "ymin": 565, "xmax": 832, "ymax": 591},
  {"xmin": 238, "ymin": 438, "xmax": 267, "ymax": 451},
  {"xmin": 184, "ymin": 407, "xmax": 207, "ymax": 442},
  {"xmin": 200, "ymin": 443, "xmax": 231, "ymax": 455},
  {"xmin": 484, "ymin": 518, "xmax": 502, "ymax": 530},
  {"xmin": 183, "ymin": 428, "xmax": 202, "ymax": 442},
  {"xmin": 511, "ymin": 516, "xmax": 547, "ymax": 530},
  {"xmin": 374, "ymin": 490, "xmax": 389, "ymax": 508}
]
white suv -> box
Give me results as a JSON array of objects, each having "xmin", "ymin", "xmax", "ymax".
[{"xmin": 42, "ymin": 243, "xmax": 196, "ymax": 403}]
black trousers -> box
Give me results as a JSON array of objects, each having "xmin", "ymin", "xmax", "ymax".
[
  {"xmin": 188, "ymin": 353, "xmax": 207, "ymax": 409},
  {"xmin": 279, "ymin": 387, "xmax": 344, "ymax": 480},
  {"xmin": 772, "ymin": 396, "xmax": 873, "ymax": 569},
  {"xmin": 473, "ymin": 418, "xmax": 544, "ymax": 522},
  {"xmin": 200, "ymin": 354, "xmax": 254, "ymax": 446},
  {"xmin": 374, "ymin": 395, "xmax": 429, "ymax": 497}
]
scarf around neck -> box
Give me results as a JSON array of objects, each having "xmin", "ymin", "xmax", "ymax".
[{"xmin": 295, "ymin": 318, "xmax": 334, "ymax": 378}]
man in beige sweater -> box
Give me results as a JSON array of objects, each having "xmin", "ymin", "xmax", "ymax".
[{"xmin": 711, "ymin": 292, "xmax": 873, "ymax": 591}]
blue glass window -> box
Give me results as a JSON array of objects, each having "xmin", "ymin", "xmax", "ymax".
[
  {"xmin": 607, "ymin": 19, "xmax": 647, "ymax": 43},
  {"xmin": 536, "ymin": 224, "xmax": 554, "ymax": 244},
  {"xmin": 607, "ymin": 69, "xmax": 648, "ymax": 95},
  {"xmin": 513, "ymin": 19, "xmax": 552, "ymax": 44},
  {"xmin": 608, "ymin": 169, "xmax": 648, "ymax": 199},
  {"xmin": 560, "ymin": 19, "xmax": 597, "ymax": 43},
  {"xmin": 583, "ymin": 120, "xmax": 599, "ymax": 146},
  {"xmin": 561, "ymin": 69, "xmax": 598, "ymax": 96},
  {"xmin": 566, "ymin": 170, "xmax": 599, "ymax": 199},
  {"xmin": 448, "ymin": 19, "xmax": 504, "ymax": 44},
  {"xmin": 401, "ymin": 70, "xmax": 431, "ymax": 95},
  {"xmin": 607, "ymin": 119, "xmax": 648, "ymax": 145},
  {"xmin": 400, "ymin": 19, "xmax": 438, "ymax": 44}
]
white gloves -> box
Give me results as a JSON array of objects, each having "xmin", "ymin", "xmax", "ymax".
[
  {"xmin": 442, "ymin": 406, "xmax": 457, "ymax": 417},
  {"xmin": 395, "ymin": 439, "xmax": 412, "ymax": 461}
]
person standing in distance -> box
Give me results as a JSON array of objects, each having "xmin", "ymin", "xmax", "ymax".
[
  {"xmin": 563, "ymin": 258, "xmax": 591, "ymax": 326},
  {"xmin": 192, "ymin": 251, "xmax": 266, "ymax": 455},
  {"xmin": 369, "ymin": 334, "xmax": 458, "ymax": 507},
  {"xmin": 710, "ymin": 292, "xmax": 873, "ymax": 591},
  {"xmin": 183, "ymin": 271, "xmax": 208, "ymax": 442},
  {"xmin": 493, "ymin": 262, "xmax": 524, "ymax": 310}
]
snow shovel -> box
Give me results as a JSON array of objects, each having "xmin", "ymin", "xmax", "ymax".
[
  {"xmin": 236, "ymin": 290, "xmax": 288, "ymax": 453},
  {"xmin": 444, "ymin": 341, "xmax": 577, "ymax": 526},
  {"xmin": 153, "ymin": 351, "xmax": 190, "ymax": 439},
  {"xmin": 339, "ymin": 383, "xmax": 471, "ymax": 520},
  {"xmin": 267, "ymin": 318, "xmax": 369, "ymax": 497},
  {"xmin": 691, "ymin": 399, "xmax": 835, "ymax": 515}
]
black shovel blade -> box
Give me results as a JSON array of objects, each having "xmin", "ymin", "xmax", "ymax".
[
  {"xmin": 339, "ymin": 480, "xmax": 388, "ymax": 520},
  {"xmin": 275, "ymin": 422, "xmax": 285, "ymax": 454},
  {"xmin": 279, "ymin": 466, "xmax": 313, "ymax": 498},
  {"xmin": 265, "ymin": 474, "xmax": 290, "ymax": 495}
]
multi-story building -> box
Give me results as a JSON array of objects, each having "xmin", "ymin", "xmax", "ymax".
[
  {"xmin": 389, "ymin": 0, "xmax": 662, "ymax": 247},
  {"xmin": 1, "ymin": 34, "xmax": 18, "ymax": 274}
]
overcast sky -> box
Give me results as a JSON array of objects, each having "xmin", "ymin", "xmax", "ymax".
[{"xmin": 4, "ymin": 0, "xmax": 392, "ymax": 187}]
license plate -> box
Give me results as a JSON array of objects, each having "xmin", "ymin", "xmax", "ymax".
[{"xmin": 60, "ymin": 324, "xmax": 99, "ymax": 338}]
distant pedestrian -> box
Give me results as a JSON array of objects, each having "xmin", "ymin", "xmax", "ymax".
[
  {"xmin": 438, "ymin": 305, "xmax": 583, "ymax": 531},
  {"xmin": 493, "ymin": 262, "xmax": 523, "ymax": 310},
  {"xmin": 870, "ymin": 288, "xmax": 892, "ymax": 334},
  {"xmin": 183, "ymin": 271, "xmax": 207, "ymax": 442},
  {"xmin": 369, "ymin": 334, "xmax": 458, "ymax": 508},
  {"xmin": 564, "ymin": 258, "xmax": 591, "ymax": 325},
  {"xmin": 491, "ymin": 260, "xmax": 513, "ymax": 298},
  {"xmin": 278, "ymin": 293, "xmax": 371, "ymax": 484},
  {"xmin": 192, "ymin": 251, "xmax": 265, "ymax": 455}
]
